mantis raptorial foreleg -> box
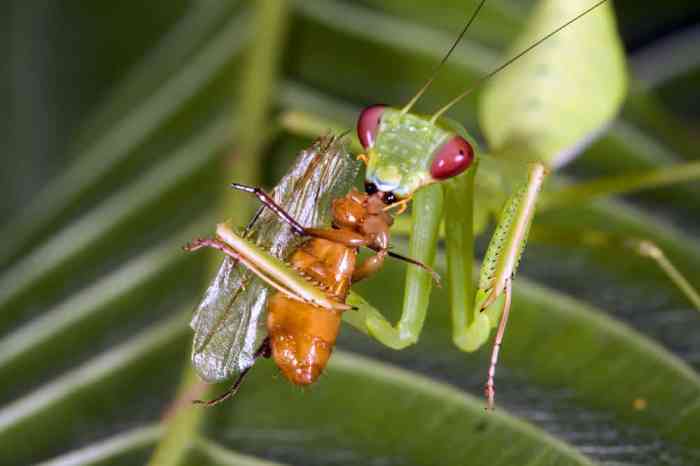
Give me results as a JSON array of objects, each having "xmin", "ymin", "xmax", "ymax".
[
  {"xmin": 231, "ymin": 183, "xmax": 439, "ymax": 281},
  {"xmin": 364, "ymin": 184, "xmax": 444, "ymax": 349}
]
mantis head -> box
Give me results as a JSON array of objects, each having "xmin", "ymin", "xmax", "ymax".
[
  {"xmin": 353, "ymin": 0, "xmax": 613, "ymax": 207},
  {"xmin": 357, "ymin": 105, "xmax": 475, "ymax": 203}
]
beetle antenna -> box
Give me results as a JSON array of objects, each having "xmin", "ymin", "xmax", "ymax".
[
  {"xmin": 387, "ymin": 250, "xmax": 442, "ymax": 287},
  {"xmin": 431, "ymin": 0, "xmax": 608, "ymax": 122},
  {"xmin": 401, "ymin": 0, "xmax": 487, "ymax": 114}
]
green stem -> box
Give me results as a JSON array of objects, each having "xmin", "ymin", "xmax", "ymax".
[
  {"xmin": 279, "ymin": 109, "xmax": 363, "ymax": 153},
  {"xmin": 147, "ymin": 2, "xmax": 290, "ymax": 465},
  {"xmin": 540, "ymin": 161, "xmax": 700, "ymax": 211},
  {"xmin": 529, "ymin": 226, "xmax": 700, "ymax": 311},
  {"xmin": 146, "ymin": 369, "xmax": 208, "ymax": 465},
  {"xmin": 232, "ymin": 0, "xmax": 290, "ymax": 185}
]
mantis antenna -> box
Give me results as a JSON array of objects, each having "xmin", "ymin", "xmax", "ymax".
[
  {"xmin": 401, "ymin": 0, "xmax": 487, "ymax": 114},
  {"xmin": 431, "ymin": 0, "xmax": 609, "ymax": 123}
]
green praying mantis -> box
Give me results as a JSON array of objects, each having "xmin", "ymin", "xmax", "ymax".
[{"xmin": 189, "ymin": 0, "xmax": 700, "ymax": 408}]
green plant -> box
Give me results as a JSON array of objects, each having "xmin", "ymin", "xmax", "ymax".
[{"xmin": 1, "ymin": 1, "xmax": 699, "ymax": 465}]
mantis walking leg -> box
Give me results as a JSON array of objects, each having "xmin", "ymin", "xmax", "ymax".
[
  {"xmin": 634, "ymin": 240, "xmax": 700, "ymax": 310},
  {"xmin": 476, "ymin": 163, "xmax": 547, "ymax": 316},
  {"xmin": 447, "ymin": 162, "xmax": 547, "ymax": 407},
  {"xmin": 532, "ymin": 162, "xmax": 700, "ymax": 310},
  {"xmin": 185, "ymin": 226, "xmax": 352, "ymax": 312},
  {"xmin": 485, "ymin": 278, "xmax": 512, "ymax": 410}
]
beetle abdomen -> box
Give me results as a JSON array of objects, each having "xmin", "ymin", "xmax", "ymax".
[{"xmin": 267, "ymin": 293, "xmax": 342, "ymax": 385}]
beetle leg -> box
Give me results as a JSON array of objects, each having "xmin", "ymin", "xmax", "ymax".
[
  {"xmin": 193, "ymin": 338, "xmax": 271, "ymax": 407},
  {"xmin": 304, "ymin": 228, "xmax": 367, "ymax": 247},
  {"xmin": 231, "ymin": 183, "xmax": 306, "ymax": 235},
  {"xmin": 352, "ymin": 250, "xmax": 387, "ymax": 283},
  {"xmin": 232, "ymin": 183, "xmax": 372, "ymax": 247},
  {"xmin": 383, "ymin": 196, "xmax": 412, "ymax": 215}
]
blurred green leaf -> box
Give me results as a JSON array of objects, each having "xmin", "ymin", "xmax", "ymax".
[
  {"xmin": 479, "ymin": 0, "xmax": 628, "ymax": 167},
  {"xmin": 208, "ymin": 351, "xmax": 594, "ymax": 465},
  {"xmin": 1, "ymin": 1, "xmax": 699, "ymax": 465}
]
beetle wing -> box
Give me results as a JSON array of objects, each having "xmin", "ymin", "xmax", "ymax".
[{"xmin": 190, "ymin": 135, "xmax": 359, "ymax": 382}]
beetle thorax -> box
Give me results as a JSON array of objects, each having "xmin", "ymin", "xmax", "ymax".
[{"xmin": 331, "ymin": 189, "xmax": 393, "ymax": 251}]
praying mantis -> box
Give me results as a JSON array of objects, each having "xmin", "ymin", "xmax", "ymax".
[{"xmin": 188, "ymin": 0, "xmax": 700, "ymax": 408}]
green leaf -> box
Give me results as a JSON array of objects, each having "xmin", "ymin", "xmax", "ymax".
[
  {"xmin": 479, "ymin": 0, "xmax": 628, "ymax": 167},
  {"xmin": 208, "ymin": 351, "xmax": 594, "ymax": 466},
  {"xmin": 2, "ymin": 1, "xmax": 699, "ymax": 465},
  {"xmin": 0, "ymin": 116, "xmax": 231, "ymax": 323},
  {"xmin": 0, "ymin": 8, "xmax": 250, "ymax": 268},
  {"xmin": 352, "ymin": 248, "xmax": 700, "ymax": 450},
  {"xmin": 36, "ymin": 425, "xmax": 162, "ymax": 466}
]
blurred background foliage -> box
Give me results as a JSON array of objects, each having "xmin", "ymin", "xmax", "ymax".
[{"xmin": 1, "ymin": 1, "xmax": 700, "ymax": 465}]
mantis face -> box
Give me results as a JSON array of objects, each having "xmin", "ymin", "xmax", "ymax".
[{"xmin": 357, "ymin": 105, "xmax": 475, "ymax": 200}]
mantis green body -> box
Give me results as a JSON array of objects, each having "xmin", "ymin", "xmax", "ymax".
[
  {"xmin": 190, "ymin": 0, "xmax": 700, "ymax": 408},
  {"xmin": 347, "ymin": 0, "xmax": 696, "ymax": 405},
  {"xmin": 345, "ymin": 0, "xmax": 630, "ymax": 406},
  {"xmin": 353, "ymin": 107, "xmax": 548, "ymax": 404}
]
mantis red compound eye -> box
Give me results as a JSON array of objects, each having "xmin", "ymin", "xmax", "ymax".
[
  {"xmin": 357, "ymin": 105, "xmax": 386, "ymax": 149},
  {"xmin": 430, "ymin": 136, "xmax": 474, "ymax": 180}
]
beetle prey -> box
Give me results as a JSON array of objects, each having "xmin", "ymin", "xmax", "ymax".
[
  {"xmin": 187, "ymin": 136, "xmax": 359, "ymax": 388},
  {"xmin": 187, "ymin": 135, "xmax": 437, "ymax": 404}
]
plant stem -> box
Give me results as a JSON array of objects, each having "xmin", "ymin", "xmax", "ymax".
[{"xmin": 147, "ymin": 2, "xmax": 290, "ymax": 464}]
